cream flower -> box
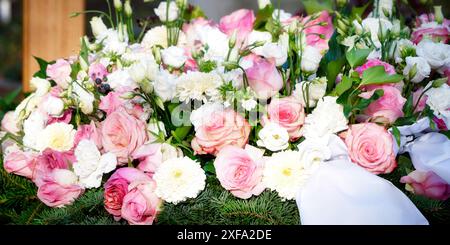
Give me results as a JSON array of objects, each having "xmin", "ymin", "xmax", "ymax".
[
  {"xmin": 154, "ymin": 1, "xmax": 179, "ymax": 22},
  {"xmin": 257, "ymin": 122, "xmax": 289, "ymax": 152},
  {"xmin": 74, "ymin": 140, "xmax": 117, "ymax": 188},
  {"xmin": 40, "ymin": 122, "xmax": 76, "ymax": 152},
  {"xmin": 154, "ymin": 157, "xmax": 206, "ymax": 204},
  {"xmin": 176, "ymin": 71, "xmax": 222, "ymax": 103}
]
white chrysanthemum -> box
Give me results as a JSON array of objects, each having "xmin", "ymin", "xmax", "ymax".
[
  {"xmin": 176, "ymin": 71, "xmax": 222, "ymax": 103},
  {"xmin": 263, "ymin": 150, "xmax": 315, "ymax": 200},
  {"xmin": 302, "ymin": 96, "xmax": 348, "ymax": 139},
  {"xmin": 73, "ymin": 140, "xmax": 117, "ymax": 189},
  {"xmin": 154, "ymin": 157, "xmax": 206, "ymax": 204},
  {"xmin": 40, "ymin": 122, "xmax": 76, "ymax": 152},
  {"xmin": 425, "ymin": 83, "xmax": 450, "ymax": 128}
]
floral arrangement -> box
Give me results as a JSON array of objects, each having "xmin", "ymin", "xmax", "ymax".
[{"xmin": 1, "ymin": 0, "xmax": 450, "ymax": 225}]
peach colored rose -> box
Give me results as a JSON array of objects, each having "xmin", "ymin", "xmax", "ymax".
[
  {"xmin": 245, "ymin": 54, "xmax": 283, "ymax": 99},
  {"xmin": 191, "ymin": 109, "xmax": 251, "ymax": 156},
  {"xmin": 214, "ymin": 145, "xmax": 265, "ymax": 199},
  {"xmin": 359, "ymin": 85, "xmax": 406, "ymax": 124},
  {"xmin": 219, "ymin": 9, "xmax": 255, "ymax": 44},
  {"xmin": 46, "ymin": 59, "xmax": 72, "ymax": 88},
  {"xmin": 104, "ymin": 167, "xmax": 151, "ymax": 219},
  {"xmin": 37, "ymin": 169, "xmax": 84, "ymax": 208},
  {"xmin": 262, "ymin": 96, "xmax": 305, "ymax": 141},
  {"xmin": 121, "ymin": 179, "xmax": 161, "ymax": 225},
  {"xmin": 401, "ymin": 170, "xmax": 450, "ymax": 200},
  {"xmin": 3, "ymin": 149, "xmax": 37, "ymax": 179},
  {"xmin": 344, "ymin": 123, "xmax": 397, "ymax": 174},
  {"xmin": 101, "ymin": 108, "xmax": 147, "ymax": 164}
]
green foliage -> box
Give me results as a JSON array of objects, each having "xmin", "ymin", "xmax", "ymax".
[
  {"xmin": 361, "ymin": 65, "xmax": 403, "ymax": 86},
  {"xmin": 0, "ymin": 87, "xmax": 21, "ymax": 120},
  {"xmin": 301, "ymin": 0, "xmax": 334, "ymax": 15},
  {"xmin": 33, "ymin": 56, "xmax": 53, "ymax": 79},
  {"xmin": 253, "ymin": 5, "xmax": 274, "ymax": 31},
  {"xmin": 346, "ymin": 48, "xmax": 373, "ymax": 68}
]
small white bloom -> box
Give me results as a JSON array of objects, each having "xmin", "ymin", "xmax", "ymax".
[
  {"xmin": 154, "ymin": 1, "xmax": 179, "ymax": 22},
  {"xmin": 248, "ymin": 30, "xmax": 272, "ymax": 54},
  {"xmin": 352, "ymin": 20, "xmax": 363, "ymax": 35},
  {"xmin": 43, "ymin": 96, "xmax": 65, "ymax": 117},
  {"xmin": 416, "ymin": 40, "xmax": 450, "ymax": 69},
  {"xmin": 272, "ymin": 9, "xmax": 292, "ymax": 22},
  {"xmin": 142, "ymin": 26, "xmax": 169, "ymax": 49},
  {"xmin": 361, "ymin": 18, "xmax": 393, "ymax": 48},
  {"xmin": 259, "ymin": 42, "xmax": 288, "ymax": 66},
  {"xmin": 302, "ymin": 96, "xmax": 348, "ymax": 139},
  {"xmin": 107, "ymin": 69, "xmax": 137, "ymax": 90},
  {"xmin": 90, "ymin": 17, "xmax": 108, "ymax": 38},
  {"xmin": 154, "ymin": 157, "xmax": 206, "ymax": 204},
  {"xmin": 241, "ymin": 98, "xmax": 257, "ymax": 111},
  {"xmin": 128, "ymin": 62, "xmax": 147, "ymax": 83},
  {"xmin": 153, "ymin": 69, "xmax": 178, "ymax": 101},
  {"xmin": 14, "ymin": 93, "xmax": 42, "ymax": 122},
  {"xmin": 375, "ymin": 0, "xmax": 393, "ymax": 19},
  {"xmin": 30, "ymin": 77, "xmax": 50, "ymax": 96},
  {"xmin": 40, "ymin": 122, "xmax": 76, "ymax": 152},
  {"xmin": 258, "ymin": 0, "xmax": 271, "ymax": 9},
  {"xmin": 293, "ymin": 77, "xmax": 327, "ymax": 107},
  {"xmin": 74, "ymin": 140, "xmax": 117, "ymax": 189},
  {"xmin": 257, "ymin": 122, "xmax": 290, "ymax": 152},
  {"xmin": 176, "ymin": 71, "xmax": 222, "ymax": 103},
  {"xmin": 301, "ymin": 46, "xmax": 322, "ymax": 73},
  {"xmin": 425, "ymin": 83, "xmax": 450, "ymax": 128},
  {"xmin": 263, "ymin": 150, "xmax": 315, "ymax": 200},
  {"xmin": 403, "ymin": 56, "xmax": 431, "ymax": 83},
  {"xmin": 161, "ymin": 46, "xmax": 187, "ymax": 68},
  {"xmin": 198, "ymin": 26, "xmax": 230, "ymax": 61},
  {"xmin": 100, "ymin": 29, "xmax": 128, "ymax": 55},
  {"xmin": 73, "ymin": 82, "xmax": 95, "ymax": 115},
  {"xmin": 161, "ymin": 143, "xmax": 184, "ymax": 161}
]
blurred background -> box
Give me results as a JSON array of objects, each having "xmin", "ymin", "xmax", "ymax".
[{"xmin": 0, "ymin": 0, "xmax": 449, "ymax": 96}]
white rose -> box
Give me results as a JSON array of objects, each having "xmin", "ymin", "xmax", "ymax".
[
  {"xmin": 425, "ymin": 83, "xmax": 450, "ymax": 128},
  {"xmin": 161, "ymin": 46, "xmax": 187, "ymax": 68},
  {"xmin": 301, "ymin": 46, "xmax": 322, "ymax": 73},
  {"xmin": 30, "ymin": 77, "xmax": 50, "ymax": 96},
  {"xmin": 416, "ymin": 40, "xmax": 450, "ymax": 69},
  {"xmin": 403, "ymin": 56, "xmax": 431, "ymax": 83},
  {"xmin": 293, "ymin": 77, "xmax": 327, "ymax": 107},
  {"xmin": 154, "ymin": 1, "xmax": 179, "ymax": 22},
  {"xmin": 302, "ymin": 96, "xmax": 348, "ymax": 139},
  {"xmin": 43, "ymin": 96, "xmax": 65, "ymax": 117},
  {"xmin": 257, "ymin": 122, "xmax": 290, "ymax": 152},
  {"xmin": 107, "ymin": 69, "xmax": 137, "ymax": 90},
  {"xmin": 361, "ymin": 18, "xmax": 393, "ymax": 48},
  {"xmin": 90, "ymin": 17, "xmax": 108, "ymax": 38},
  {"xmin": 153, "ymin": 69, "xmax": 178, "ymax": 101},
  {"xmin": 74, "ymin": 140, "xmax": 117, "ymax": 188},
  {"xmin": 73, "ymin": 82, "xmax": 95, "ymax": 115}
]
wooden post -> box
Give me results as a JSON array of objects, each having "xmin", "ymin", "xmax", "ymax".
[{"xmin": 22, "ymin": 0, "xmax": 85, "ymax": 92}]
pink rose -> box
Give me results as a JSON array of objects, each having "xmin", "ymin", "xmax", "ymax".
[
  {"xmin": 34, "ymin": 149, "xmax": 74, "ymax": 186},
  {"xmin": 245, "ymin": 54, "xmax": 283, "ymax": 99},
  {"xmin": 99, "ymin": 91, "xmax": 126, "ymax": 116},
  {"xmin": 302, "ymin": 11, "xmax": 334, "ymax": 53},
  {"xmin": 88, "ymin": 62, "xmax": 108, "ymax": 80},
  {"xmin": 219, "ymin": 9, "xmax": 255, "ymax": 45},
  {"xmin": 121, "ymin": 179, "xmax": 161, "ymax": 225},
  {"xmin": 192, "ymin": 109, "xmax": 251, "ymax": 156},
  {"xmin": 101, "ymin": 108, "xmax": 147, "ymax": 164},
  {"xmin": 344, "ymin": 123, "xmax": 397, "ymax": 174},
  {"xmin": 262, "ymin": 96, "xmax": 305, "ymax": 141},
  {"xmin": 104, "ymin": 167, "xmax": 151, "ymax": 219},
  {"xmin": 46, "ymin": 59, "xmax": 72, "ymax": 88},
  {"xmin": 4, "ymin": 149, "xmax": 37, "ymax": 179},
  {"xmin": 1, "ymin": 111, "xmax": 20, "ymax": 135},
  {"xmin": 132, "ymin": 143, "xmax": 163, "ymax": 174},
  {"xmin": 359, "ymin": 85, "xmax": 406, "ymax": 124},
  {"xmin": 400, "ymin": 170, "xmax": 450, "ymax": 200},
  {"xmin": 355, "ymin": 59, "xmax": 396, "ymax": 77},
  {"xmin": 37, "ymin": 169, "xmax": 84, "ymax": 208},
  {"xmin": 74, "ymin": 121, "xmax": 102, "ymax": 149},
  {"xmin": 214, "ymin": 145, "xmax": 265, "ymax": 199}
]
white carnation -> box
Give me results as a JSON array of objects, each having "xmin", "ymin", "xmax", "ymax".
[
  {"xmin": 425, "ymin": 83, "xmax": 450, "ymax": 128},
  {"xmin": 161, "ymin": 46, "xmax": 187, "ymax": 68},
  {"xmin": 154, "ymin": 1, "xmax": 179, "ymax": 22},
  {"xmin": 74, "ymin": 140, "xmax": 117, "ymax": 189},
  {"xmin": 176, "ymin": 71, "xmax": 222, "ymax": 103},
  {"xmin": 416, "ymin": 40, "xmax": 450, "ymax": 69},
  {"xmin": 257, "ymin": 122, "xmax": 289, "ymax": 152},
  {"xmin": 403, "ymin": 56, "xmax": 431, "ymax": 83},
  {"xmin": 293, "ymin": 77, "xmax": 327, "ymax": 107},
  {"xmin": 301, "ymin": 46, "xmax": 322, "ymax": 73},
  {"xmin": 154, "ymin": 157, "xmax": 206, "ymax": 204},
  {"xmin": 263, "ymin": 150, "xmax": 315, "ymax": 200},
  {"xmin": 153, "ymin": 69, "xmax": 178, "ymax": 101},
  {"xmin": 302, "ymin": 96, "xmax": 348, "ymax": 139}
]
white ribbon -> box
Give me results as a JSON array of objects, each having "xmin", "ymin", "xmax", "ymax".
[{"xmin": 296, "ymin": 135, "xmax": 428, "ymax": 225}]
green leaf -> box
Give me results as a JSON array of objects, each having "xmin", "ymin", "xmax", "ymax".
[
  {"xmin": 32, "ymin": 56, "xmax": 53, "ymax": 79},
  {"xmin": 334, "ymin": 76, "xmax": 353, "ymax": 96},
  {"xmin": 253, "ymin": 5, "xmax": 274, "ymax": 30},
  {"xmin": 343, "ymin": 89, "xmax": 384, "ymax": 117},
  {"xmin": 172, "ymin": 126, "xmax": 192, "ymax": 142},
  {"xmin": 391, "ymin": 126, "xmax": 401, "ymax": 147},
  {"xmin": 318, "ymin": 31, "xmax": 346, "ymax": 93},
  {"xmin": 361, "ymin": 66, "xmax": 403, "ymax": 86},
  {"xmin": 302, "ymin": 0, "xmax": 334, "ymax": 15},
  {"xmin": 203, "ymin": 161, "xmax": 216, "ymax": 174},
  {"xmin": 80, "ymin": 38, "xmax": 89, "ymax": 63},
  {"xmin": 402, "ymin": 94, "xmax": 414, "ymax": 117},
  {"xmin": 3, "ymin": 88, "xmax": 21, "ymax": 105},
  {"xmin": 351, "ymin": 1, "xmax": 373, "ymax": 18},
  {"xmin": 346, "ymin": 48, "xmax": 372, "ymax": 68}
]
